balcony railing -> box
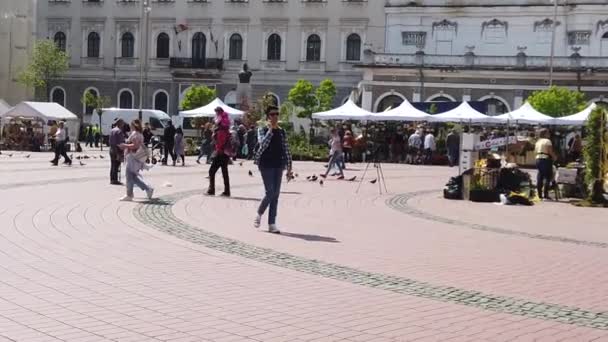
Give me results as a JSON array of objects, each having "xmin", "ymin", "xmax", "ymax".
[
  {"xmin": 169, "ymin": 57, "xmax": 223, "ymax": 70},
  {"xmin": 370, "ymin": 53, "xmax": 608, "ymax": 70}
]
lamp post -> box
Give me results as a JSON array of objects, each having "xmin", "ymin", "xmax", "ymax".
[
  {"xmin": 138, "ymin": 1, "xmax": 151, "ymax": 121},
  {"xmin": 548, "ymin": 0, "xmax": 559, "ymax": 87}
]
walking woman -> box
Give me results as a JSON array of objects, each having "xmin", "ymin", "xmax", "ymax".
[
  {"xmin": 535, "ymin": 128, "xmax": 557, "ymax": 200},
  {"xmin": 174, "ymin": 127, "xmax": 185, "ymax": 166},
  {"xmin": 254, "ymin": 106, "xmax": 292, "ymax": 234},
  {"xmin": 206, "ymin": 107, "xmax": 232, "ymax": 197},
  {"xmin": 120, "ymin": 119, "xmax": 154, "ymax": 201},
  {"xmin": 320, "ymin": 128, "xmax": 344, "ymax": 180}
]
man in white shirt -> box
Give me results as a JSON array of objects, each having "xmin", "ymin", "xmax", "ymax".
[
  {"xmin": 423, "ymin": 130, "xmax": 436, "ymax": 165},
  {"xmin": 50, "ymin": 121, "xmax": 72, "ymax": 166}
]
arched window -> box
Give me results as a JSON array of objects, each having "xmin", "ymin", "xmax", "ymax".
[
  {"xmin": 377, "ymin": 95, "xmax": 404, "ymax": 112},
  {"xmin": 119, "ymin": 90, "xmax": 133, "ymax": 109},
  {"xmin": 192, "ymin": 32, "xmax": 206, "ymax": 67},
  {"xmin": 267, "ymin": 34, "xmax": 281, "ymax": 61},
  {"xmin": 156, "ymin": 33, "xmax": 170, "ymax": 58},
  {"xmin": 51, "ymin": 87, "xmax": 66, "ymax": 107},
  {"xmin": 121, "ymin": 32, "xmax": 135, "ymax": 58},
  {"xmin": 87, "ymin": 32, "xmax": 100, "ymax": 58},
  {"xmin": 54, "ymin": 32, "xmax": 66, "ymax": 52},
  {"xmin": 429, "ymin": 96, "xmax": 453, "ymax": 102},
  {"xmin": 306, "ymin": 34, "xmax": 321, "ymax": 62},
  {"xmin": 603, "ymin": 32, "xmax": 608, "ymax": 39},
  {"xmin": 346, "ymin": 33, "xmax": 361, "ymax": 61},
  {"xmin": 84, "ymin": 88, "xmax": 98, "ymax": 115},
  {"xmin": 154, "ymin": 91, "xmax": 168, "ymax": 113},
  {"xmin": 229, "ymin": 33, "xmax": 243, "ymax": 60},
  {"xmin": 483, "ymin": 98, "xmax": 508, "ymax": 116}
]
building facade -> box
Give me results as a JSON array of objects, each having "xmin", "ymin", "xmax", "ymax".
[
  {"xmin": 0, "ymin": 0, "xmax": 36, "ymax": 106},
  {"xmin": 358, "ymin": 0, "xmax": 608, "ymax": 114},
  {"xmin": 37, "ymin": 0, "xmax": 385, "ymax": 119}
]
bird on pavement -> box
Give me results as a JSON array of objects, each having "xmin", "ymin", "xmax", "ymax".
[
  {"xmin": 239, "ymin": 161, "xmax": 243, "ymax": 166},
  {"xmin": 25, "ymin": 154, "xmax": 31, "ymax": 158},
  {"xmin": 319, "ymin": 179, "xmax": 324, "ymax": 186},
  {"xmin": 8, "ymin": 153, "xmax": 13, "ymax": 157},
  {"xmin": 76, "ymin": 156, "xmax": 81, "ymax": 160},
  {"xmin": 79, "ymin": 161, "xmax": 86, "ymax": 166},
  {"xmin": 248, "ymin": 170, "xmax": 253, "ymax": 177},
  {"xmin": 83, "ymin": 155, "xmax": 90, "ymax": 159},
  {"xmin": 99, "ymin": 155, "xmax": 104, "ymax": 159},
  {"xmin": 311, "ymin": 175, "xmax": 318, "ymax": 182},
  {"xmin": 295, "ymin": 173, "xmax": 299, "ymax": 178},
  {"xmin": 370, "ymin": 179, "xmax": 377, "ymax": 184}
]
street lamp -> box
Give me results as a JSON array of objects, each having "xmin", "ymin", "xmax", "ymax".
[
  {"xmin": 549, "ymin": 0, "xmax": 559, "ymax": 87},
  {"xmin": 138, "ymin": 1, "xmax": 151, "ymax": 121}
]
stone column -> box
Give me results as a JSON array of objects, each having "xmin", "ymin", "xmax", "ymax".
[
  {"xmin": 361, "ymin": 84, "xmax": 373, "ymax": 111},
  {"xmin": 462, "ymin": 88, "xmax": 471, "ymax": 102},
  {"xmin": 412, "ymin": 87, "xmax": 421, "ymax": 102}
]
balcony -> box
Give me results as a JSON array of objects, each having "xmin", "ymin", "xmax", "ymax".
[
  {"xmin": 169, "ymin": 57, "xmax": 223, "ymax": 70},
  {"xmin": 368, "ymin": 53, "xmax": 608, "ymax": 71}
]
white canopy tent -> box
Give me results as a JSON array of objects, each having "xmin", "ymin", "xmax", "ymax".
[
  {"xmin": 430, "ymin": 102, "xmax": 498, "ymax": 124},
  {"xmin": 179, "ymin": 98, "xmax": 244, "ymax": 119},
  {"xmin": 1, "ymin": 101, "xmax": 80, "ymax": 142},
  {"xmin": 552, "ymin": 103, "xmax": 597, "ymax": 126},
  {"xmin": 0, "ymin": 99, "xmax": 11, "ymax": 116},
  {"xmin": 312, "ymin": 99, "xmax": 373, "ymax": 121},
  {"xmin": 368, "ymin": 99, "xmax": 432, "ymax": 122},
  {"xmin": 494, "ymin": 102, "xmax": 554, "ymax": 125}
]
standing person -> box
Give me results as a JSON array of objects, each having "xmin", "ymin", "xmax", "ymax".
[
  {"xmin": 321, "ymin": 128, "xmax": 345, "ymax": 180},
  {"xmin": 85, "ymin": 125, "xmax": 94, "ymax": 147},
  {"xmin": 423, "ymin": 130, "xmax": 436, "ymax": 165},
  {"xmin": 109, "ymin": 119, "xmax": 125, "ymax": 185},
  {"xmin": 163, "ymin": 121, "xmax": 176, "ymax": 166},
  {"xmin": 174, "ymin": 127, "xmax": 185, "ymax": 166},
  {"xmin": 206, "ymin": 107, "xmax": 232, "ymax": 197},
  {"xmin": 143, "ymin": 122, "xmax": 153, "ymax": 147},
  {"xmin": 197, "ymin": 123, "xmax": 213, "ymax": 164},
  {"xmin": 119, "ymin": 119, "xmax": 154, "ymax": 201},
  {"xmin": 446, "ymin": 129, "xmax": 460, "ymax": 167},
  {"xmin": 568, "ymin": 133, "xmax": 583, "ymax": 162},
  {"xmin": 253, "ymin": 106, "xmax": 292, "ymax": 234},
  {"xmin": 93, "ymin": 124, "xmax": 101, "ymax": 147},
  {"xmin": 50, "ymin": 121, "xmax": 72, "ymax": 166},
  {"xmin": 342, "ymin": 130, "xmax": 354, "ymax": 164},
  {"xmin": 407, "ymin": 130, "xmax": 422, "ymax": 164},
  {"xmin": 535, "ymin": 128, "xmax": 557, "ymax": 200}
]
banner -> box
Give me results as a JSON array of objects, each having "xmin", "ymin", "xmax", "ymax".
[{"xmin": 476, "ymin": 136, "xmax": 518, "ymax": 150}]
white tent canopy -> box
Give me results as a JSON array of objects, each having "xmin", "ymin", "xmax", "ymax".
[
  {"xmin": 1, "ymin": 101, "xmax": 80, "ymax": 141},
  {"xmin": 179, "ymin": 98, "xmax": 244, "ymax": 118},
  {"xmin": 368, "ymin": 99, "xmax": 432, "ymax": 122},
  {"xmin": 431, "ymin": 102, "xmax": 497, "ymax": 123},
  {"xmin": 495, "ymin": 102, "xmax": 554, "ymax": 125},
  {"xmin": 0, "ymin": 99, "xmax": 11, "ymax": 116},
  {"xmin": 552, "ymin": 103, "xmax": 597, "ymax": 126},
  {"xmin": 312, "ymin": 99, "xmax": 373, "ymax": 121}
]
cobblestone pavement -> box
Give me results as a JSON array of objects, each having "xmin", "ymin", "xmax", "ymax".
[{"xmin": 0, "ymin": 150, "xmax": 607, "ymax": 342}]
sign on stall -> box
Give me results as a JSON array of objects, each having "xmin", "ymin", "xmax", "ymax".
[{"xmin": 476, "ymin": 136, "xmax": 517, "ymax": 150}]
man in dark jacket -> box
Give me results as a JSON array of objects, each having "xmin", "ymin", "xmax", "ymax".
[
  {"xmin": 109, "ymin": 119, "xmax": 125, "ymax": 185},
  {"xmin": 163, "ymin": 121, "xmax": 176, "ymax": 166}
]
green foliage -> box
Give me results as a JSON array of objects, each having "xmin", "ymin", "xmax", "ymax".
[
  {"xmin": 180, "ymin": 85, "xmax": 216, "ymax": 111},
  {"xmin": 428, "ymin": 103, "xmax": 438, "ymax": 114},
  {"xmin": 527, "ymin": 86, "xmax": 587, "ymax": 118},
  {"xmin": 81, "ymin": 90, "xmax": 111, "ymax": 117},
  {"xmin": 286, "ymin": 129, "xmax": 328, "ymax": 161},
  {"xmin": 315, "ymin": 79, "xmax": 337, "ymax": 112},
  {"xmin": 18, "ymin": 39, "xmax": 69, "ymax": 101},
  {"xmin": 584, "ymin": 107, "xmax": 608, "ymax": 203},
  {"xmin": 287, "ymin": 80, "xmax": 317, "ymax": 118}
]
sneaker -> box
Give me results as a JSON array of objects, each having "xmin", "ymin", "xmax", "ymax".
[
  {"xmin": 120, "ymin": 195, "xmax": 133, "ymax": 202},
  {"xmin": 268, "ymin": 224, "xmax": 281, "ymax": 234},
  {"xmin": 206, "ymin": 189, "xmax": 215, "ymax": 196},
  {"xmin": 319, "ymin": 174, "xmax": 327, "ymax": 179},
  {"xmin": 337, "ymin": 175, "xmax": 345, "ymax": 180},
  {"xmin": 196, "ymin": 159, "xmax": 201, "ymax": 164},
  {"xmin": 220, "ymin": 192, "xmax": 231, "ymax": 197},
  {"xmin": 254, "ymin": 215, "xmax": 261, "ymax": 228},
  {"xmin": 146, "ymin": 188, "xmax": 154, "ymax": 200}
]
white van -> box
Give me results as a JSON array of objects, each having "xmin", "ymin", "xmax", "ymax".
[{"xmin": 87, "ymin": 108, "xmax": 171, "ymax": 136}]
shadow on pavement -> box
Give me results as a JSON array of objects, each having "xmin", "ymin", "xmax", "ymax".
[{"xmin": 280, "ymin": 232, "xmax": 340, "ymax": 243}]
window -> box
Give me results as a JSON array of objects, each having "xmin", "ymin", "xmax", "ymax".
[
  {"xmin": 121, "ymin": 32, "xmax": 135, "ymax": 58},
  {"xmin": 402, "ymin": 32, "xmax": 426, "ymax": 47},
  {"xmin": 229, "ymin": 33, "xmax": 243, "ymax": 60},
  {"xmin": 483, "ymin": 98, "xmax": 508, "ymax": 116},
  {"xmin": 54, "ymin": 32, "xmax": 66, "ymax": 52},
  {"xmin": 346, "ymin": 33, "xmax": 361, "ymax": 61},
  {"xmin": 84, "ymin": 88, "xmax": 98, "ymax": 115},
  {"xmin": 192, "ymin": 32, "xmax": 206, "ymax": 66},
  {"xmin": 154, "ymin": 91, "xmax": 168, "ymax": 113},
  {"xmin": 119, "ymin": 90, "xmax": 133, "ymax": 109},
  {"xmin": 429, "ymin": 96, "xmax": 452, "ymax": 102},
  {"xmin": 568, "ymin": 31, "xmax": 591, "ymax": 45},
  {"xmin": 377, "ymin": 95, "xmax": 403, "ymax": 112},
  {"xmin": 149, "ymin": 117, "xmax": 163, "ymax": 130},
  {"xmin": 267, "ymin": 33, "xmax": 281, "ymax": 61},
  {"xmin": 87, "ymin": 32, "xmax": 100, "ymax": 58},
  {"xmin": 602, "ymin": 32, "xmax": 608, "ymax": 57},
  {"xmin": 51, "ymin": 88, "xmax": 65, "ymax": 107},
  {"xmin": 156, "ymin": 33, "xmax": 170, "ymax": 58},
  {"xmin": 306, "ymin": 34, "xmax": 321, "ymax": 61}
]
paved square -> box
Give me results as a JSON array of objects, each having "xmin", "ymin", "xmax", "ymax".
[{"xmin": 0, "ymin": 150, "xmax": 607, "ymax": 342}]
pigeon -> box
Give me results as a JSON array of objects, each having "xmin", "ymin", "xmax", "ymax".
[
  {"xmin": 370, "ymin": 179, "xmax": 377, "ymax": 184},
  {"xmin": 99, "ymin": 155, "xmax": 105, "ymax": 159},
  {"xmin": 79, "ymin": 161, "xmax": 86, "ymax": 166},
  {"xmin": 347, "ymin": 176, "xmax": 357, "ymax": 182},
  {"xmin": 311, "ymin": 175, "xmax": 318, "ymax": 182},
  {"xmin": 239, "ymin": 161, "xmax": 243, "ymax": 166},
  {"xmin": 92, "ymin": 156, "xmax": 97, "ymax": 159},
  {"xmin": 83, "ymin": 155, "xmax": 90, "ymax": 159},
  {"xmin": 76, "ymin": 156, "xmax": 81, "ymax": 160},
  {"xmin": 8, "ymin": 153, "xmax": 13, "ymax": 157},
  {"xmin": 319, "ymin": 179, "xmax": 324, "ymax": 186},
  {"xmin": 25, "ymin": 154, "xmax": 31, "ymax": 158},
  {"xmin": 248, "ymin": 170, "xmax": 253, "ymax": 177},
  {"xmin": 295, "ymin": 173, "xmax": 299, "ymax": 178},
  {"xmin": 306, "ymin": 175, "xmax": 312, "ymax": 180}
]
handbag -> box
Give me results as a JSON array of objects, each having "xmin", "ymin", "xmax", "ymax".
[{"xmin": 133, "ymin": 145, "xmax": 150, "ymax": 163}]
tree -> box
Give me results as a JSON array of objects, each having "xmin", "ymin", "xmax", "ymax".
[
  {"xmin": 180, "ymin": 85, "xmax": 216, "ymax": 111},
  {"xmin": 287, "ymin": 80, "xmax": 318, "ymax": 118},
  {"xmin": 315, "ymin": 79, "xmax": 337, "ymax": 113},
  {"xmin": 527, "ymin": 86, "xmax": 587, "ymax": 118},
  {"xmin": 18, "ymin": 39, "xmax": 69, "ymax": 102},
  {"xmin": 583, "ymin": 107, "xmax": 608, "ymax": 204},
  {"xmin": 81, "ymin": 90, "xmax": 111, "ymax": 151}
]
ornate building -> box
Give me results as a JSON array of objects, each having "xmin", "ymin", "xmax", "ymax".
[
  {"xmin": 37, "ymin": 0, "xmax": 385, "ymax": 119},
  {"xmin": 358, "ymin": 0, "xmax": 608, "ymax": 114}
]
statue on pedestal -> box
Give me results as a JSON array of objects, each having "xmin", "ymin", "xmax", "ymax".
[{"xmin": 236, "ymin": 63, "xmax": 252, "ymax": 110}]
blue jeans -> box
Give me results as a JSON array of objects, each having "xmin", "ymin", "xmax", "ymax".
[
  {"xmin": 257, "ymin": 167, "xmax": 283, "ymax": 225},
  {"xmin": 324, "ymin": 151, "xmax": 344, "ymax": 177},
  {"xmin": 126, "ymin": 170, "xmax": 150, "ymax": 197},
  {"xmin": 536, "ymin": 158, "xmax": 553, "ymax": 199}
]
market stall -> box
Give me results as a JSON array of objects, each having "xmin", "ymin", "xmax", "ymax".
[
  {"xmin": 0, "ymin": 102, "xmax": 80, "ymax": 151},
  {"xmin": 494, "ymin": 102, "xmax": 554, "ymax": 125},
  {"xmin": 311, "ymin": 99, "xmax": 373, "ymax": 121},
  {"xmin": 367, "ymin": 99, "xmax": 432, "ymax": 122},
  {"xmin": 552, "ymin": 103, "xmax": 597, "ymax": 126},
  {"xmin": 430, "ymin": 102, "xmax": 498, "ymax": 124}
]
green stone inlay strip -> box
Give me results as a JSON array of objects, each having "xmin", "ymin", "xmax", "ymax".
[
  {"xmin": 387, "ymin": 191, "xmax": 608, "ymax": 249},
  {"xmin": 134, "ymin": 191, "xmax": 608, "ymax": 331}
]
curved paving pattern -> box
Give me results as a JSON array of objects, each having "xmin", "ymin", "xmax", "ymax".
[
  {"xmin": 387, "ymin": 191, "xmax": 608, "ymax": 249},
  {"xmin": 135, "ymin": 190, "xmax": 608, "ymax": 331}
]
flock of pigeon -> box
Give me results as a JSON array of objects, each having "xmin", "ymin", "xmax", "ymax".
[{"xmin": 0, "ymin": 150, "xmax": 105, "ymax": 167}]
